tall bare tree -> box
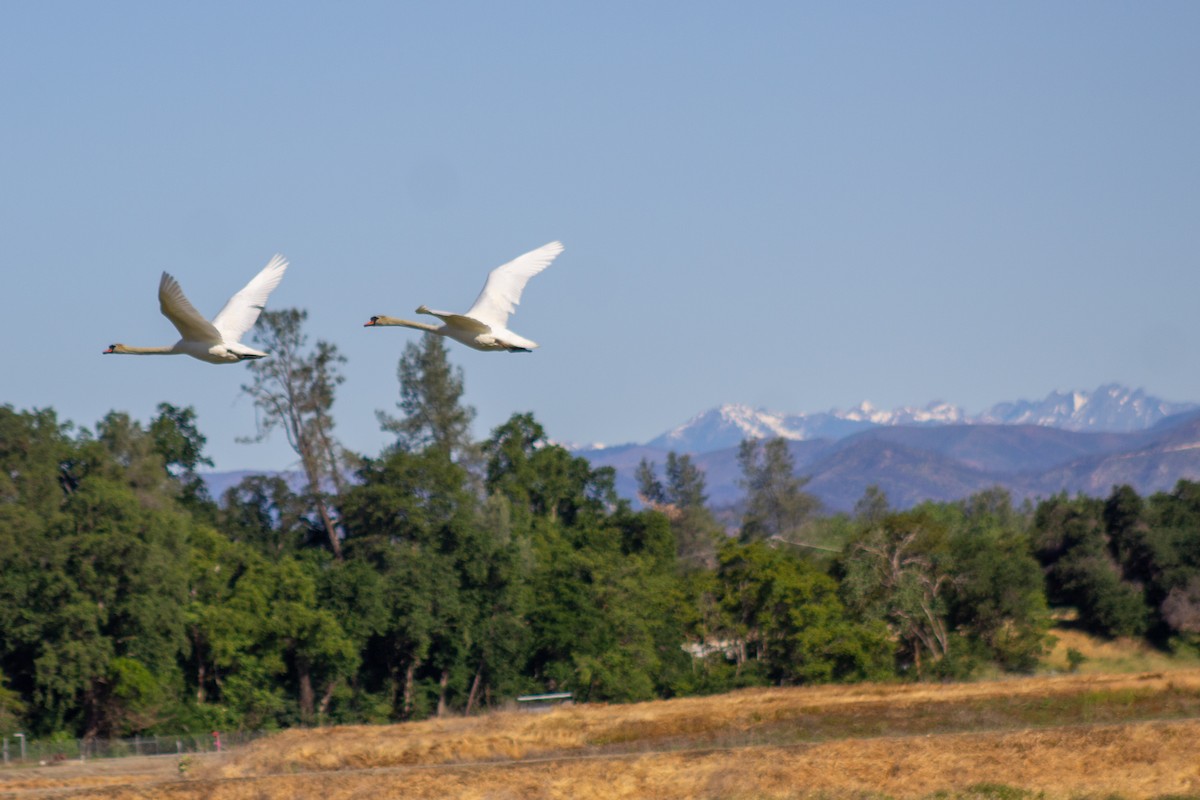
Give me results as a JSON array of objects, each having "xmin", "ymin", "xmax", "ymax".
[
  {"xmin": 841, "ymin": 511, "xmax": 953, "ymax": 677},
  {"xmin": 240, "ymin": 308, "xmax": 347, "ymax": 559}
]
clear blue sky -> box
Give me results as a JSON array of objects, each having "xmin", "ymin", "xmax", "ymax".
[{"xmin": 3, "ymin": 2, "xmax": 1198, "ymax": 471}]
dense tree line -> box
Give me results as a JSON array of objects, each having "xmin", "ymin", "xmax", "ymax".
[{"xmin": 2, "ymin": 311, "xmax": 1199, "ymax": 738}]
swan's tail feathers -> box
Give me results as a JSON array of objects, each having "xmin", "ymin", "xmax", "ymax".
[
  {"xmin": 501, "ymin": 332, "xmax": 539, "ymax": 351},
  {"xmin": 226, "ymin": 342, "xmax": 270, "ymax": 361}
]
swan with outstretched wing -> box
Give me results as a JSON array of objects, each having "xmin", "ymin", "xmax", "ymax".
[
  {"xmin": 365, "ymin": 241, "xmax": 562, "ymax": 352},
  {"xmin": 104, "ymin": 254, "xmax": 288, "ymax": 363}
]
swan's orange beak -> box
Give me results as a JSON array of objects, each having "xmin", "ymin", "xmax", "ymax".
[
  {"xmin": 103, "ymin": 345, "xmax": 116, "ymax": 354},
  {"xmin": 363, "ymin": 317, "xmax": 378, "ymax": 327}
]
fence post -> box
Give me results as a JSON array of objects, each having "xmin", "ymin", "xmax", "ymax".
[
  {"xmin": 3, "ymin": 737, "xmax": 8, "ymax": 765},
  {"xmin": 14, "ymin": 733, "xmax": 25, "ymax": 761}
]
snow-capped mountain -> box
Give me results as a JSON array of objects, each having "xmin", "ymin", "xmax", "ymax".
[
  {"xmin": 579, "ymin": 386, "xmax": 1200, "ymax": 512},
  {"xmin": 836, "ymin": 400, "xmax": 969, "ymax": 426},
  {"xmin": 646, "ymin": 386, "xmax": 1196, "ymax": 454},
  {"xmin": 646, "ymin": 400, "xmax": 968, "ymax": 453},
  {"xmin": 976, "ymin": 383, "xmax": 1196, "ymax": 432},
  {"xmin": 646, "ymin": 405, "xmax": 864, "ymax": 452}
]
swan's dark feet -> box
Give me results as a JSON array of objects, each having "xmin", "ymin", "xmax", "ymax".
[{"xmin": 508, "ymin": 347, "xmax": 532, "ymax": 353}]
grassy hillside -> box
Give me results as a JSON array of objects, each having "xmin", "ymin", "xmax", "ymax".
[
  {"xmin": 6, "ymin": 664, "xmax": 1200, "ymax": 799},
  {"xmin": 1042, "ymin": 627, "xmax": 1200, "ymax": 674}
]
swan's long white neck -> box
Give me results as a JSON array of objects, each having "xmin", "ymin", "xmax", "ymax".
[
  {"xmin": 105, "ymin": 344, "xmax": 176, "ymax": 355},
  {"xmin": 365, "ymin": 316, "xmax": 441, "ymax": 332}
]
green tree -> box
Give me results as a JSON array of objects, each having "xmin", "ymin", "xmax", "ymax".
[
  {"xmin": 525, "ymin": 510, "xmax": 686, "ymax": 702},
  {"xmin": 1144, "ymin": 481, "xmax": 1200, "ymax": 644},
  {"xmin": 840, "ymin": 509, "xmax": 955, "ymax": 677},
  {"xmin": 94, "ymin": 411, "xmax": 178, "ymax": 501},
  {"xmin": 55, "ymin": 470, "xmax": 191, "ymax": 736},
  {"xmin": 150, "ymin": 403, "xmax": 216, "ymax": 517},
  {"xmin": 341, "ymin": 447, "xmax": 492, "ymax": 718},
  {"xmin": 0, "ymin": 413, "xmax": 191, "ymax": 737},
  {"xmin": 484, "ymin": 413, "xmax": 616, "ymax": 527},
  {"xmin": 0, "ymin": 407, "xmax": 73, "ymax": 730},
  {"xmin": 0, "ymin": 670, "xmax": 24, "ymax": 732},
  {"xmin": 947, "ymin": 490, "xmax": 1051, "ymax": 672},
  {"xmin": 484, "ymin": 413, "xmax": 686, "ymax": 702},
  {"xmin": 636, "ymin": 453, "xmax": 723, "ymax": 569},
  {"xmin": 635, "ymin": 457, "xmax": 666, "ymax": 505},
  {"xmin": 183, "ymin": 528, "xmax": 357, "ymax": 728},
  {"xmin": 737, "ymin": 438, "xmax": 819, "ymax": 542},
  {"xmin": 268, "ymin": 555, "xmax": 360, "ymax": 724},
  {"xmin": 377, "ymin": 335, "xmax": 477, "ymax": 463},
  {"xmin": 709, "ymin": 541, "xmax": 893, "ymax": 685},
  {"xmin": 665, "ymin": 452, "xmax": 707, "ymax": 509},
  {"xmin": 854, "ymin": 485, "xmax": 890, "ymax": 526},
  {"xmin": 219, "ymin": 475, "xmax": 316, "ymax": 556},
  {"xmin": 1033, "ymin": 494, "xmax": 1149, "ymax": 638}
]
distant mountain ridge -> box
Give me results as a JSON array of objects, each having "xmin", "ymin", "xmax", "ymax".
[
  {"xmin": 200, "ymin": 385, "xmax": 1200, "ymax": 517},
  {"xmin": 974, "ymin": 384, "xmax": 1195, "ymax": 431},
  {"xmin": 641, "ymin": 384, "xmax": 1195, "ymax": 455},
  {"xmin": 576, "ymin": 385, "xmax": 1200, "ymax": 512}
]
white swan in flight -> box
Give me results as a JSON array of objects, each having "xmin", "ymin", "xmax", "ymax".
[
  {"xmin": 104, "ymin": 255, "xmax": 289, "ymax": 364},
  {"xmin": 364, "ymin": 241, "xmax": 563, "ymax": 352}
]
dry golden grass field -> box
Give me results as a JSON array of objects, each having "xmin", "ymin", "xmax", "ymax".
[{"xmin": 4, "ymin": 662, "xmax": 1200, "ymax": 799}]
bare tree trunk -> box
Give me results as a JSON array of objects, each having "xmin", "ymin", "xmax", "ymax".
[
  {"xmin": 193, "ymin": 628, "xmax": 208, "ymax": 703},
  {"xmin": 437, "ymin": 669, "xmax": 450, "ymax": 717},
  {"xmin": 298, "ymin": 659, "xmax": 315, "ymax": 723},
  {"xmin": 465, "ymin": 663, "xmax": 484, "ymax": 715},
  {"xmin": 82, "ymin": 685, "xmax": 103, "ymax": 741},
  {"xmin": 402, "ymin": 660, "xmax": 419, "ymax": 719},
  {"xmin": 313, "ymin": 492, "xmax": 342, "ymax": 559},
  {"xmin": 389, "ymin": 664, "xmax": 401, "ymax": 715},
  {"xmin": 315, "ymin": 410, "xmax": 346, "ymax": 496},
  {"xmin": 299, "ymin": 444, "xmax": 342, "ymax": 560},
  {"xmin": 239, "ymin": 309, "xmax": 347, "ymax": 560},
  {"xmin": 318, "ymin": 680, "xmax": 338, "ymax": 717},
  {"xmin": 307, "ymin": 406, "xmax": 346, "ymax": 553}
]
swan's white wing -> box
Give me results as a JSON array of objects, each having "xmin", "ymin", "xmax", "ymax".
[
  {"xmin": 422, "ymin": 308, "xmax": 491, "ymax": 334},
  {"xmin": 212, "ymin": 254, "xmax": 289, "ymax": 344},
  {"xmin": 159, "ymin": 272, "xmax": 222, "ymax": 343},
  {"xmin": 464, "ymin": 241, "xmax": 562, "ymax": 329}
]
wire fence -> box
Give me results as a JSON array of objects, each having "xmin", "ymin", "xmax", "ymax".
[{"xmin": 1, "ymin": 730, "xmax": 266, "ymax": 765}]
